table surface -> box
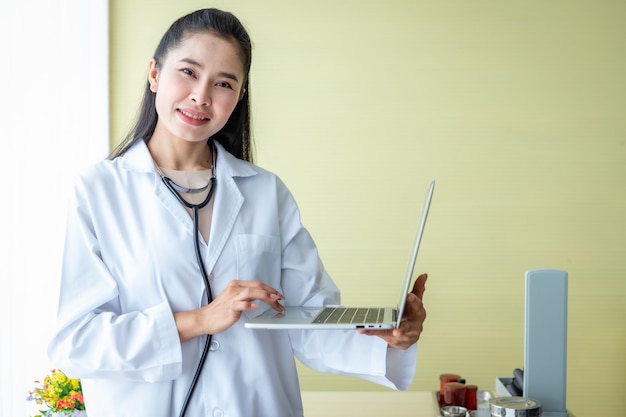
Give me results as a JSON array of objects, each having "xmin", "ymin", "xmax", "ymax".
[{"xmin": 301, "ymin": 391, "xmax": 440, "ymax": 417}]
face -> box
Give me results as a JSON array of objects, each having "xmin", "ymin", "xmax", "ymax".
[{"xmin": 148, "ymin": 31, "xmax": 245, "ymax": 145}]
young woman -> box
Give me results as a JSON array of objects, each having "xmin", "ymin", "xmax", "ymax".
[{"xmin": 48, "ymin": 8, "xmax": 427, "ymax": 417}]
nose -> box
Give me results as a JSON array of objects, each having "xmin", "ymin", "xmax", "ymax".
[{"xmin": 190, "ymin": 85, "xmax": 211, "ymax": 106}]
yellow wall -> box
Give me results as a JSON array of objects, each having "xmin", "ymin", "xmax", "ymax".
[{"xmin": 110, "ymin": 1, "xmax": 626, "ymax": 415}]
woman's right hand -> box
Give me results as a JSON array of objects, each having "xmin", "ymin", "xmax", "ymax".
[{"xmin": 174, "ymin": 280, "xmax": 284, "ymax": 342}]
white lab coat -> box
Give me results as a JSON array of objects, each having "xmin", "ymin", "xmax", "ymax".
[{"xmin": 48, "ymin": 140, "xmax": 417, "ymax": 417}]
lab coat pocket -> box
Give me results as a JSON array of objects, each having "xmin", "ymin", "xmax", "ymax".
[{"xmin": 234, "ymin": 234, "xmax": 281, "ymax": 319}]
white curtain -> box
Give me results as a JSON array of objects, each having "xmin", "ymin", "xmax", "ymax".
[{"xmin": 0, "ymin": 1, "xmax": 109, "ymax": 416}]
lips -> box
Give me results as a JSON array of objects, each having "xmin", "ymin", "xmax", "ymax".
[
  {"xmin": 177, "ymin": 108, "xmax": 210, "ymax": 125},
  {"xmin": 179, "ymin": 109, "xmax": 207, "ymax": 120}
]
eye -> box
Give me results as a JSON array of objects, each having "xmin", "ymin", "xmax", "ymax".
[
  {"xmin": 216, "ymin": 81, "xmax": 233, "ymax": 89},
  {"xmin": 181, "ymin": 68, "xmax": 195, "ymax": 77}
]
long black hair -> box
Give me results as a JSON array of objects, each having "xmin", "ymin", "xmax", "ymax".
[{"xmin": 109, "ymin": 8, "xmax": 254, "ymax": 162}]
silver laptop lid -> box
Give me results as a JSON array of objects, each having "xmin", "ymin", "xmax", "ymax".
[{"xmin": 393, "ymin": 180, "xmax": 435, "ymax": 326}]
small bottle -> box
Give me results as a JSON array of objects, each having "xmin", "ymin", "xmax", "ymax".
[
  {"xmin": 439, "ymin": 374, "xmax": 461, "ymax": 401},
  {"xmin": 475, "ymin": 401, "xmax": 490, "ymax": 417},
  {"xmin": 443, "ymin": 382, "xmax": 467, "ymax": 406},
  {"xmin": 464, "ymin": 384, "xmax": 478, "ymax": 410}
]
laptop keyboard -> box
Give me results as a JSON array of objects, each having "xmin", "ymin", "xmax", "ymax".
[{"xmin": 313, "ymin": 307, "xmax": 386, "ymax": 324}]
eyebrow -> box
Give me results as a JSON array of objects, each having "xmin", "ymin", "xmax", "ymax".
[{"xmin": 179, "ymin": 57, "xmax": 240, "ymax": 82}]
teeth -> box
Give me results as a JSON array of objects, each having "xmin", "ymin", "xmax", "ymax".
[{"xmin": 180, "ymin": 110, "xmax": 206, "ymax": 120}]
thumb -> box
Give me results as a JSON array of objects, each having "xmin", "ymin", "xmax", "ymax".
[{"xmin": 412, "ymin": 273, "xmax": 428, "ymax": 300}]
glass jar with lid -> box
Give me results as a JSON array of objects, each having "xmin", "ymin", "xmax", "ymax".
[{"xmin": 490, "ymin": 396, "xmax": 542, "ymax": 417}]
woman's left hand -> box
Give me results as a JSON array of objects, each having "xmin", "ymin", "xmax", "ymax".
[{"xmin": 358, "ymin": 273, "xmax": 427, "ymax": 350}]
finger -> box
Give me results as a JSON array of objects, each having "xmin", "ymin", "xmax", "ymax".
[
  {"xmin": 227, "ymin": 280, "xmax": 284, "ymax": 301},
  {"xmin": 235, "ymin": 287, "xmax": 285, "ymax": 312},
  {"xmin": 231, "ymin": 300, "xmax": 260, "ymax": 312},
  {"xmin": 358, "ymin": 328, "xmax": 393, "ymax": 337},
  {"xmin": 393, "ymin": 321, "xmax": 423, "ymax": 345},
  {"xmin": 231, "ymin": 280, "xmax": 285, "ymax": 300},
  {"xmin": 397, "ymin": 290, "xmax": 419, "ymax": 320},
  {"xmin": 405, "ymin": 296, "xmax": 426, "ymax": 324},
  {"xmin": 360, "ymin": 300, "xmax": 426, "ymax": 348},
  {"xmin": 412, "ymin": 273, "xmax": 428, "ymax": 300},
  {"xmin": 359, "ymin": 324, "xmax": 410, "ymax": 339},
  {"xmin": 359, "ymin": 328, "xmax": 417, "ymax": 350}
]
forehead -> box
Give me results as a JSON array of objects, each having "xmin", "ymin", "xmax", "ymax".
[{"xmin": 166, "ymin": 31, "xmax": 245, "ymax": 74}]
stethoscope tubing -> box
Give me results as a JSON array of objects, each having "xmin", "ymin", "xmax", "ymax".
[{"xmin": 161, "ymin": 175, "xmax": 216, "ymax": 417}]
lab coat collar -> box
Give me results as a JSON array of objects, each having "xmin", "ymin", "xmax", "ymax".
[
  {"xmin": 205, "ymin": 141, "xmax": 257, "ymax": 270},
  {"xmin": 118, "ymin": 139, "xmax": 258, "ymax": 273},
  {"xmin": 213, "ymin": 141, "xmax": 257, "ymax": 178},
  {"xmin": 119, "ymin": 140, "xmax": 157, "ymax": 173}
]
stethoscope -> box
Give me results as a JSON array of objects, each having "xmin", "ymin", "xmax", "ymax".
[{"xmin": 159, "ymin": 143, "xmax": 216, "ymax": 417}]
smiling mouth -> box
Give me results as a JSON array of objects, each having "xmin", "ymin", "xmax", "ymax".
[{"xmin": 179, "ymin": 109, "xmax": 208, "ymax": 121}]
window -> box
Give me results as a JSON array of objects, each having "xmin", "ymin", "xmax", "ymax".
[{"xmin": 0, "ymin": 1, "xmax": 109, "ymax": 415}]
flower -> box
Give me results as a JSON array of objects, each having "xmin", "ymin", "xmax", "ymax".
[{"xmin": 27, "ymin": 369, "xmax": 85, "ymax": 417}]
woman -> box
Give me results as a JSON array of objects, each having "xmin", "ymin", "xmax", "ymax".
[{"xmin": 48, "ymin": 8, "xmax": 427, "ymax": 417}]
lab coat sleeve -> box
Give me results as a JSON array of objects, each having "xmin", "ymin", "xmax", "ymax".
[
  {"xmin": 275, "ymin": 180, "xmax": 417, "ymax": 390},
  {"xmin": 290, "ymin": 330, "xmax": 418, "ymax": 390},
  {"xmin": 47, "ymin": 177, "xmax": 182, "ymax": 382}
]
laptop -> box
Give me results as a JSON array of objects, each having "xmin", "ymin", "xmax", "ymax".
[{"xmin": 245, "ymin": 180, "xmax": 435, "ymax": 330}]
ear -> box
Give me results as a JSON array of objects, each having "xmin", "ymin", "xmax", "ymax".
[
  {"xmin": 238, "ymin": 87, "xmax": 247, "ymax": 101},
  {"xmin": 148, "ymin": 59, "xmax": 159, "ymax": 93}
]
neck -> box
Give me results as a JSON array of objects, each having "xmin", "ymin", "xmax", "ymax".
[{"xmin": 148, "ymin": 135, "xmax": 213, "ymax": 171}]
